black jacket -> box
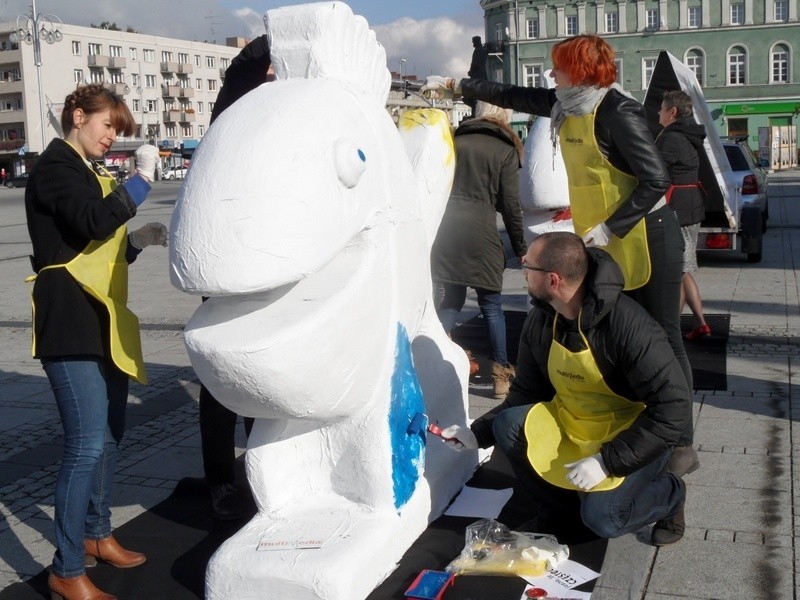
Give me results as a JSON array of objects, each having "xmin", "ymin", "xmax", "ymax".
[
  {"xmin": 25, "ymin": 139, "xmax": 139, "ymax": 358},
  {"xmin": 210, "ymin": 35, "xmax": 270, "ymax": 125},
  {"xmin": 656, "ymin": 118, "xmax": 707, "ymax": 226},
  {"xmin": 470, "ymin": 248, "xmax": 690, "ymax": 476},
  {"xmin": 460, "ymin": 79, "xmax": 670, "ymax": 239},
  {"xmin": 431, "ymin": 119, "xmax": 526, "ymax": 292}
]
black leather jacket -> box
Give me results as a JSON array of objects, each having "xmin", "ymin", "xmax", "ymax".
[{"xmin": 461, "ymin": 78, "xmax": 670, "ymax": 239}]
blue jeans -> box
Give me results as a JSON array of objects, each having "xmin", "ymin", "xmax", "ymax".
[
  {"xmin": 42, "ymin": 357, "xmax": 129, "ymax": 577},
  {"xmin": 437, "ymin": 284, "xmax": 509, "ymax": 365},
  {"xmin": 492, "ymin": 405, "xmax": 684, "ymax": 538}
]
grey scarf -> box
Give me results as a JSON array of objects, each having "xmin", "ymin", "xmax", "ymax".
[{"xmin": 549, "ymin": 83, "xmax": 633, "ymax": 149}]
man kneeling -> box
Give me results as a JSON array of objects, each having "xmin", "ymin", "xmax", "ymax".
[{"xmin": 442, "ymin": 231, "xmax": 688, "ymax": 546}]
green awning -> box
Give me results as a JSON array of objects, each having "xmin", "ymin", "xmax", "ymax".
[{"xmin": 724, "ymin": 101, "xmax": 800, "ymax": 115}]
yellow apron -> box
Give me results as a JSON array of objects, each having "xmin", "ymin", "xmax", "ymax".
[
  {"xmin": 559, "ymin": 108, "xmax": 651, "ymax": 290},
  {"xmin": 28, "ymin": 162, "xmax": 147, "ymax": 384},
  {"xmin": 525, "ymin": 314, "xmax": 644, "ymax": 492}
]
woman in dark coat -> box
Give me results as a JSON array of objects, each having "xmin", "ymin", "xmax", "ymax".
[
  {"xmin": 431, "ymin": 101, "xmax": 527, "ymax": 399},
  {"xmin": 656, "ymin": 90, "xmax": 710, "ymax": 341}
]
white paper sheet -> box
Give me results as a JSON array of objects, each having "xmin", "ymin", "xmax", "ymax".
[
  {"xmin": 443, "ymin": 486, "xmax": 514, "ymax": 519},
  {"xmin": 521, "ymin": 558, "xmax": 601, "ymax": 598}
]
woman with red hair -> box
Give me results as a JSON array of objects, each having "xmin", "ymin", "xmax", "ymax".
[{"xmin": 423, "ymin": 34, "xmax": 697, "ymax": 477}]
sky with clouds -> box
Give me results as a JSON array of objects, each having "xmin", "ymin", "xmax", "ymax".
[{"xmin": 2, "ymin": 0, "xmax": 484, "ymax": 78}]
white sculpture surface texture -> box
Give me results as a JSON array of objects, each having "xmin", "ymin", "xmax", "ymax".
[
  {"xmin": 519, "ymin": 69, "xmax": 572, "ymax": 245},
  {"xmin": 168, "ymin": 2, "xmax": 477, "ymax": 598}
]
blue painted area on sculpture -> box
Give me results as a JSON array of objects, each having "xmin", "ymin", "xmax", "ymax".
[{"xmin": 389, "ymin": 323, "xmax": 426, "ymax": 509}]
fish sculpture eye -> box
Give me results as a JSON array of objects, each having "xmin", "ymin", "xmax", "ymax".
[{"xmin": 333, "ymin": 137, "xmax": 367, "ymax": 189}]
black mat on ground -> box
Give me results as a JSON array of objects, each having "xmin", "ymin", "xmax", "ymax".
[
  {"xmin": 0, "ymin": 476, "xmax": 257, "ymax": 600},
  {"xmin": 681, "ymin": 313, "xmax": 729, "ymax": 391},
  {"xmin": 369, "ymin": 448, "xmax": 606, "ymax": 599},
  {"xmin": 4, "ymin": 451, "xmax": 606, "ymax": 600},
  {"xmin": 451, "ymin": 310, "xmax": 729, "ymax": 392}
]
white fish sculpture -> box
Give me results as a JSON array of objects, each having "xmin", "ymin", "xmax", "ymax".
[
  {"xmin": 169, "ymin": 2, "xmax": 477, "ymax": 598},
  {"xmin": 518, "ymin": 69, "xmax": 572, "ymax": 245}
]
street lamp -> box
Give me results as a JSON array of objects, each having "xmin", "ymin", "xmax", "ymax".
[
  {"xmin": 9, "ymin": 0, "xmax": 63, "ymax": 154},
  {"xmin": 399, "ymin": 58, "xmax": 406, "ymax": 80}
]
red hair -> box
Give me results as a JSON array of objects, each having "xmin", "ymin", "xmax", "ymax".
[{"xmin": 551, "ymin": 35, "xmax": 617, "ymax": 87}]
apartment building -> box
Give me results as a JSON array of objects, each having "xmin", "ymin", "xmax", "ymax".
[
  {"xmin": 0, "ymin": 19, "xmax": 244, "ymax": 176},
  {"xmin": 479, "ymin": 0, "xmax": 800, "ymax": 151}
]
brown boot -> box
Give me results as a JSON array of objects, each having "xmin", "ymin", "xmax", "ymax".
[
  {"xmin": 491, "ymin": 361, "xmax": 515, "ymax": 399},
  {"xmin": 84, "ymin": 536, "xmax": 146, "ymax": 569},
  {"xmin": 464, "ymin": 350, "xmax": 480, "ymax": 375},
  {"xmin": 47, "ymin": 571, "xmax": 116, "ymax": 600}
]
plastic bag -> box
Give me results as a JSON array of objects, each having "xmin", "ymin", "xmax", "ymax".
[{"xmin": 445, "ymin": 519, "xmax": 569, "ymax": 578}]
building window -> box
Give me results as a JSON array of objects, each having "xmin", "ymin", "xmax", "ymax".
[
  {"xmin": 166, "ymin": 124, "xmax": 176, "ymax": 138},
  {"xmin": 199, "ymin": 125, "xmax": 204, "ymax": 136},
  {"xmin": 523, "ymin": 64, "xmax": 543, "ymax": 87},
  {"xmin": 495, "ymin": 22, "xmax": 502, "ymax": 43},
  {"xmin": 178, "ymin": 52, "xmax": 189, "ymax": 64},
  {"xmin": 614, "ymin": 58, "xmax": 623, "ymax": 84},
  {"xmin": 89, "ymin": 68, "xmax": 104, "ymax": 84},
  {"xmin": 71, "ymin": 40, "xmax": 81, "ymax": 55},
  {"xmin": 110, "ymin": 71, "xmax": 124, "ymax": 84},
  {"xmin": 727, "ymin": 118, "xmax": 747, "ymax": 138},
  {"xmin": 162, "ymin": 51, "xmax": 172, "ymax": 63},
  {"xmin": 130, "ymin": 47, "xmax": 137, "ymax": 61},
  {"xmin": 209, "ymin": 101, "xmax": 215, "ymax": 114},
  {"xmin": 492, "ymin": 67, "xmax": 503, "ymax": 83},
  {"xmin": 771, "ymin": 44, "xmax": 790, "ymax": 83},
  {"xmin": 206, "ymin": 56, "xmax": 216, "ymax": 68},
  {"xmin": 132, "ymin": 73, "xmax": 139, "ymax": 87},
  {"xmin": 194, "ymin": 54, "xmax": 201, "ymax": 66},
  {"xmin": 73, "ymin": 69, "xmax": 83, "ymax": 84},
  {"xmin": 730, "ymin": 3, "xmax": 744, "ymax": 25},
  {"xmin": 646, "ymin": 8, "xmax": 659, "ymax": 30},
  {"xmin": 207, "ymin": 79, "xmax": 217, "ymax": 91},
  {"xmin": 566, "ymin": 15, "xmax": 578, "ymax": 36},
  {"xmin": 685, "ymin": 49, "xmax": 705, "ymax": 85},
  {"xmin": 196, "ymin": 78, "xmax": 202, "ymax": 90},
  {"xmin": 132, "ymin": 99, "xmax": 140, "ymax": 112},
  {"xmin": 642, "ymin": 57, "xmax": 657, "ymax": 89},
  {"xmin": 605, "ymin": 12, "xmax": 618, "ymax": 33},
  {"xmin": 727, "ymin": 46, "xmax": 747, "ymax": 84},
  {"xmin": 109, "ymin": 45, "xmax": 122, "ymax": 58},
  {"xmin": 220, "ymin": 57, "xmax": 229, "ymax": 69},
  {"xmin": 688, "ymin": 6, "xmax": 701, "ymax": 28},
  {"xmin": 775, "ymin": 0, "xmax": 788, "ymax": 21},
  {"xmin": 143, "ymin": 49, "xmax": 155, "ymax": 62},
  {"xmin": 88, "ymin": 43, "xmax": 102, "ymax": 56},
  {"xmin": 527, "ymin": 18, "xmax": 539, "ymax": 38},
  {"xmin": 182, "ymin": 125, "xmax": 192, "ymax": 137},
  {"xmin": 197, "ymin": 102, "xmax": 204, "ymax": 114},
  {"xmin": 146, "ymin": 99, "xmax": 158, "ymax": 113},
  {"xmin": 145, "ymin": 74, "xmax": 156, "ymax": 88}
]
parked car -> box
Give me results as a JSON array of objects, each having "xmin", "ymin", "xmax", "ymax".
[
  {"xmin": 722, "ymin": 139, "xmax": 770, "ymax": 259},
  {"xmin": 4, "ymin": 172, "xmax": 29, "ymax": 188},
  {"xmin": 162, "ymin": 166, "xmax": 187, "ymax": 180}
]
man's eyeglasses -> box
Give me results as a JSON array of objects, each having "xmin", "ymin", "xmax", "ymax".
[{"xmin": 521, "ymin": 264, "xmax": 552, "ymax": 274}]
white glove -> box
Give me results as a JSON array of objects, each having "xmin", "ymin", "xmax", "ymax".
[
  {"xmin": 439, "ymin": 424, "xmax": 479, "ymax": 451},
  {"xmin": 134, "ymin": 144, "xmax": 159, "ymax": 180},
  {"xmin": 420, "ymin": 75, "xmax": 459, "ymax": 96},
  {"xmin": 564, "ymin": 453, "xmax": 609, "ymax": 490},
  {"xmin": 581, "ymin": 222, "xmax": 613, "ymax": 247},
  {"xmin": 129, "ymin": 222, "xmax": 168, "ymax": 249}
]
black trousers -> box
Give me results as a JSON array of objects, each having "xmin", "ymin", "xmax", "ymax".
[
  {"xmin": 627, "ymin": 206, "xmax": 693, "ymax": 445},
  {"xmin": 199, "ymin": 384, "xmax": 253, "ymax": 487}
]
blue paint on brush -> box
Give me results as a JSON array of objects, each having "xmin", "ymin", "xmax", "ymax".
[{"xmin": 389, "ymin": 323, "xmax": 426, "ymax": 509}]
